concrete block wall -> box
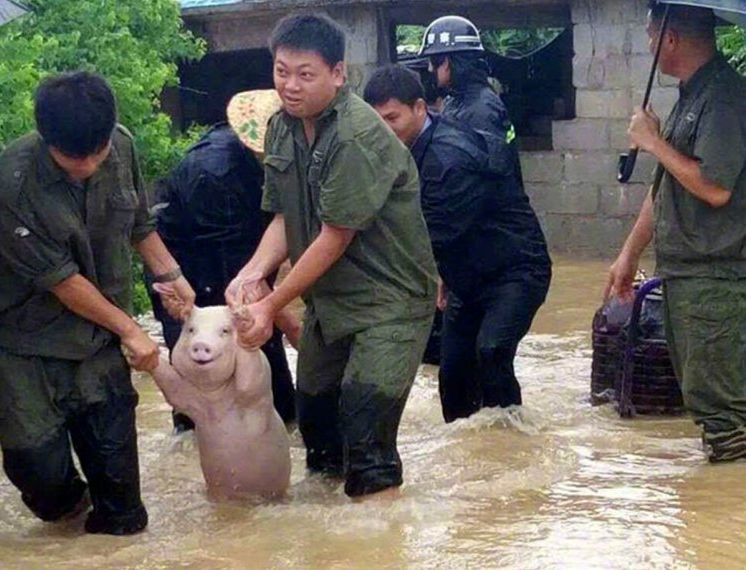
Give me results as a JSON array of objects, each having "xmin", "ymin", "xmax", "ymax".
[{"xmin": 521, "ymin": 0, "xmax": 679, "ymax": 257}]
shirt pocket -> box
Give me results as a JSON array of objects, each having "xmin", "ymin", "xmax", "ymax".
[{"xmin": 107, "ymin": 183, "xmax": 138, "ymax": 237}]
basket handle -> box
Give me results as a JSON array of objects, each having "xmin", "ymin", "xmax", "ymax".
[{"xmin": 618, "ymin": 277, "xmax": 662, "ymax": 417}]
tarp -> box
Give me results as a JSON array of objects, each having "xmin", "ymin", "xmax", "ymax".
[{"xmin": 0, "ymin": 0, "xmax": 28, "ymax": 26}]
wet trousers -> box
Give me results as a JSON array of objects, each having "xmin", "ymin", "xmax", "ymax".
[
  {"xmin": 663, "ymin": 278, "xmax": 746, "ymax": 461},
  {"xmin": 296, "ymin": 312, "xmax": 431, "ymax": 497},
  {"xmin": 0, "ymin": 345, "xmax": 147, "ymax": 534},
  {"xmin": 439, "ymin": 272, "xmax": 550, "ymax": 423}
]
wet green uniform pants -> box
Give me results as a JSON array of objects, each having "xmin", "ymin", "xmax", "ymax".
[
  {"xmin": 663, "ymin": 278, "xmax": 746, "ymax": 461},
  {"xmin": 0, "ymin": 344, "xmax": 147, "ymax": 533},
  {"xmin": 296, "ymin": 312, "xmax": 432, "ymax": 497}
]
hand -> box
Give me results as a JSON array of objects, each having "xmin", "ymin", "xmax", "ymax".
[
  {"xmin": 232, "ymin": 299, "xmax": 276, "ymax": 350},
  {"xmin": 436, "ymin": 278, "xmax": 448, "ymax": 311},
  {"xmin": 121, "ymin": 327, "xmax": 160, "ymax": 372},
  {"xmin": 628, "ymin": 105, "xmax": 662, "ymax": 153},
  {"xmin": 153, "ymin": 276, "xmax": 196, "ymax": 321},
  {"xmin": 225, "ymin": 271, "xmax": 269, "ymax": 308},
  {"xmin": 604, "ymin": 251, "xmax": 639, "ymax": 303}
]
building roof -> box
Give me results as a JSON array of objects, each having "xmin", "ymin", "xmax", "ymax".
[
  {"xmin": 0, "ymin": 0, "xmax": 28, "ymax": 25},
  {"xmin": 180, "ymin": 0, "xmax": 368, "ymax": 13},
  {"xmin": 179, "ymin": 0, "xmax": 570, "ymax": 17}
]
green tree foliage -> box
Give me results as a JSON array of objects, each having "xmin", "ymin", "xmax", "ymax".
[
  {"xmin": 718, "ymin": 26, "xmax": 746, "ymax": 74},
  {"xmin": 481, "ymin": 28, "xmax": 564, "ymax": 58},
  {"xmin": 0, "ymin": 0, "xmax": 206, "ymax": 179}
]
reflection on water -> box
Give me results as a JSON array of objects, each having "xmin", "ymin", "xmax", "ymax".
[{"xmin": 1, "ymin": 258, "xmax": 744, "ymax": 569}]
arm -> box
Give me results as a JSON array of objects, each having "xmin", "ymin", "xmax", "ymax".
[
  {"xmin": 274, "ymin": 307, "xmax": 302, "ymax": 349},
  {"xmin": 225, "ymin": 214, "xmax": 289, "ymax": 307},
  {"xmin": 51, "ymin": 274, "xmax": 160, "ymax": 371},
  {"xmin": 604, "ymin": 188, "xmax": 654, "ymax": 302},
  {"xmin": 648, "ymin": 138, "xmax": 731, "ymax": 208},
  {"xmin": 233, "ymin": 347, "xmax": 274, "ymax": 409},
  {"xmin": 629, "ymin": 105, "xmax": 732, "ymax": 208},
  {"xmin": 235, "ymin": 223, "xmax": 355, "ymax": 349},
  {"xmin": 150, "ymin": 358, "xmax": 204, "ymax": 419},
  {"xmin": 421, "ymin": 164, "xmax": 484, "ymax": 255},
  {"xmin": 136, "ymin": 232, "xmax": 196, "ymax": 320}
]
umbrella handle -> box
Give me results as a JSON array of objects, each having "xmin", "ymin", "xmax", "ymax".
[
  {"xmin": 617, "ymin": 149, "xmax": 639, "ymax": 183},
  {"xmin": 616, "ymin": 5, "xmax": 670, "ymax": 185}
]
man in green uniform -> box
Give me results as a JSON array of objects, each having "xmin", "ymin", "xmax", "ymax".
[
  {"xmin": 606, "ymin": 3, "xmax": 746, "ymax": 462},
  {"xmin": 0, "ymin": 72, "xmax": 195, "ymax": 533},
  {"xmin": 225, "ymin": 14, "xmax": 437, "ymax": 499}
]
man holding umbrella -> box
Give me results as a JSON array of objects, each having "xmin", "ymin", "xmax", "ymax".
[{"xmin": 606, "ymin": 2, "xmax": 746, "ymax": 462}]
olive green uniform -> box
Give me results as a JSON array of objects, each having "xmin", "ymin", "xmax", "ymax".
[
  {"xmin": 263, "ymin": 86, "xmax": 437, "ymax": 496},
  {"xmin": 0, "ymin": 126, "xmax": 153, "ymax": 531},
  {"xmin": 653, "ymin": 54, "xmax": 746, "ymax": 461}
]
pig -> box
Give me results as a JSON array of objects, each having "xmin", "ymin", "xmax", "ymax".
[{"xmin": 150, "ymin": 305, "xmax": 291, "ymax": 500}]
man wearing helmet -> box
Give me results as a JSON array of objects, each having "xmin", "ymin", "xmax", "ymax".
[{"xmin": 416, "ymin": 16, "xmax": 552, "ymax": 418}]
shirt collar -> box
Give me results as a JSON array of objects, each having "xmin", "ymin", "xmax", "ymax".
[
  {"xmin": 410, "ymin": 113, "xmax": 432, "ymax": 149},
  {"xmin": 36, "ymin": 136, "xmax": 69, "ymax": 186},
  {"xmin": 679, "ymin": 53, "xmax": 727, "ymax": 100},
  {"xmin": 35, "ymin": 134, "xmax": 120, "ymax": 189}
]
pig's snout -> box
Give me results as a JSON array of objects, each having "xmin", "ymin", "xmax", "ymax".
[{"xmin": 190, "ymin": 341, "xmax": 216, "ymax": 363}]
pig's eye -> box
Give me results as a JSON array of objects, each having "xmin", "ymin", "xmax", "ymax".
[
  {"xmin": 221, "ymin": 326, "xmax": 232, "ymax": 335},
  {"xmin": 187, "ymin": 326, "xmax": 195, "ymax": 334}
]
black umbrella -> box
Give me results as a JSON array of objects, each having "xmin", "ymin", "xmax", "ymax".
[
  {"xmin": 0, "ymin": 0, "xmax": 28, "ymax": 26},
  {"xmin": 618, "ymin": 0, "xmax": 746, "ymax": 183}
]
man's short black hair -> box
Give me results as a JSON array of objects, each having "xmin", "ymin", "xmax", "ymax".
[
  {"xmin": 648, "ymin": 1, "xmax": 716, "ymax": 41},
  {"xmin": 269, "ymin": 13, "xmax": 346, "ymax": 67},
  {"xmin": 363, "ymin": 65, "xmax": 425, "ymax": 108},
  {"xmin": 34, "ymin": 71, "xmax": 117, "ymax": 158}
]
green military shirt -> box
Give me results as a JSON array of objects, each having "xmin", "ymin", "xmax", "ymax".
[
  {"xmin": 0, "ymin": 126, "xmax": 155, "ymax": 360},
  {"xmin": 262, "ymin": 85, "xmax": 437, "ymax": 343},
  {"xmin": 653, "ymin": 54, "xmax": 746, "ymax": 279}
]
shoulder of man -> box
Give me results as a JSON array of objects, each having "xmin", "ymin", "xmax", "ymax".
[
  {"xmin": 428, "ymin": 117, "xmax": 483, "ymax": 170},
  {"xmin": 0, "ymin": 132, "xmax": 42, "ymax": 206},
  {"xmin": 336, "ymin": 92, "xmax": 397, "ymax": 146},
  {"xmin": 709, "ymin": 61, "xmax": 746, "ymax": 106},
  {"xmin": 264, "ymin": 110, "xmax": 292, "ymax": 153}
]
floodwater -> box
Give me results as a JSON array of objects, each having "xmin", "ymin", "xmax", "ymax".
[{"xmin": 1, "ymin": 257, "xmax": 744, "ymax": 570}]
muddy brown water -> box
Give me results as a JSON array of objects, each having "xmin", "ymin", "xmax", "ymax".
[{"xmin": 1, "ymin": 258, "xmax": 744, "ymax": 570}]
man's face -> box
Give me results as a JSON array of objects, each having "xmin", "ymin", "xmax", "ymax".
[
  {"xmin": 49, "ymin": 140, "xmax": 112, "ymax": 182},
  {"xmin": 273, "ymin": 48, "xmax": 345, "ymax": 120},
  {"xmin": 428, "ymin": 57, "xmax": 451, "ymax": 88},
  {"xmin": 373, "ymin": 98, "xmax": 427, "ymax": 147}
]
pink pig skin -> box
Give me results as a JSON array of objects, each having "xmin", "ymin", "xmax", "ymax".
[{"xmin": 151, "ymin": 306, "xmax": 291, "ymax": 500}]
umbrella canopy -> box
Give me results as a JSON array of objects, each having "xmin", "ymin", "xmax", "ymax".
[
  {"xmin": 0, "ymin": 0, "xmax": 27, "ymax": 26},
  {"xmin": 658, "ymin": 0, "xmax": 746, "ymax": 25},
  {"xmin": 618, "ymin": 0, "xmax": 746, "ymax": 182}
]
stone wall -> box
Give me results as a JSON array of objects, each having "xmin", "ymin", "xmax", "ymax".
[
  {"xmin": 183, "ymin": 4, "xmax": 381, "ymax": 91},
  {"xmin": 521, "ymin": 0, "xmax": 678, "ymax": 257}
]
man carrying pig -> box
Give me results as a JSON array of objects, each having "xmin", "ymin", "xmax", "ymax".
[
  {"xmin": 0, "ymin": 72, "xmax": 195, "ymax": 535},
  {"xmin": 226, "ymin": 14, "xmax": 437, "ymax": 500}
]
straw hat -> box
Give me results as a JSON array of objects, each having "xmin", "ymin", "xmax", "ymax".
[{"xmin": 226, "ymin": 89, "xmax": 283, "ymax": 154}]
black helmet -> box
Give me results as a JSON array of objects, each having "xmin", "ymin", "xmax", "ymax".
[{"xmin": 418, "ymin": 15, "xmax": 484, "ymax": 57}]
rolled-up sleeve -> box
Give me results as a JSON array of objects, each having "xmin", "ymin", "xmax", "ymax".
[
  {"xmin": 694, "ymin": 98, "xmax": 746, "ymax": 192},
  {"xmin": 0, "ymin": 198, "xmax": 79, "ymax": 290}
]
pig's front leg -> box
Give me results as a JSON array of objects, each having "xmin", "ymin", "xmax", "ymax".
[
  {"xmin": 233, "ymin": 347, "xmax": 273, "ymax": 408},
  {"xmin": 151, "ymin": 358, "xmax": 205, "ymax": 421}
]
